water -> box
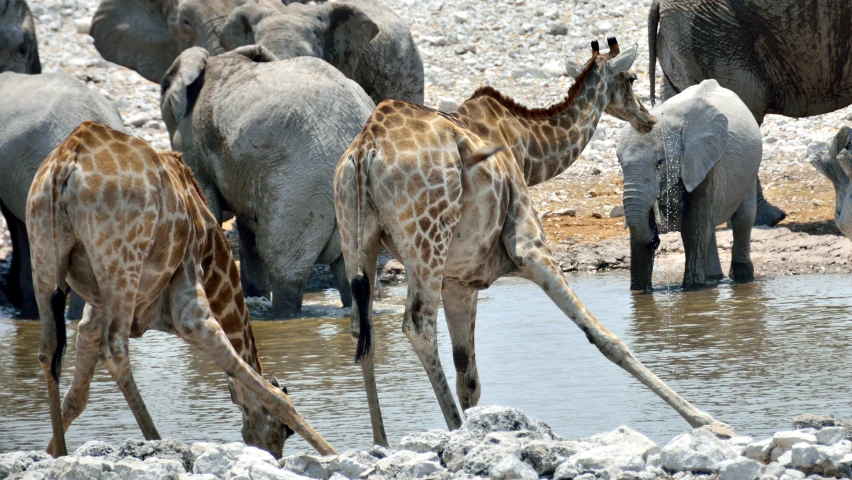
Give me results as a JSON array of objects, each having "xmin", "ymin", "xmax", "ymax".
[{"xmin": 2, "ymin": 272, "xmax": 852, "ymax": 454}]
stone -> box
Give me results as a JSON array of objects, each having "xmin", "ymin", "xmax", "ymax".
[
  {"xmin": 438, "ymin": 98, "xmax": 458, "ymax": 112},
  {"xmin": 659, "ymin": 428, "xmax": 741, "ymax": 473},
  {"xmin": 192, "ymin": 442, "xmax": 277, "ymax": 478},
  {"xmin": 773, "ymin": 432, "xmax": 817, "ymax": 451},
  {"xmin": 585, "ymin": 426, "xmax": 659, "ymax": 461},
  {"xmin": 743, "ymin": 438, "xmax": 774, "ymax": 462},
  {"xmin": 553, "ymin": 461, "xmax": 580, "ymax": 480},
  {"xmin": 115, "ymin": 439, "xmax": 193, "ymax": 472},
  {"xmin": 453, "ymin": 12, "xmax": 468, "ymax": 23},
  {"xmin": 552, "ymin": 208, "xmax": 576, "ymax": 217},
  {"xmin": 489, "ymin": 456, "xmax": 537, "ymax": 480},
  {"xmin": 72, "ymin": 17, "xmax": 91, "ymax": 34},
  {"xmin": 279, "ymin": 453, "xmax": 336, "ymax": 479},
  {"xmin": 48, "ymin": 456, "xmax": 113, "ymax": 480},
  {"xmin": 365, "ymin": 451, "xmax": 419, "ymax": 477},
  {"xmin": 609, "ymin": 206, "xmax": 625, "ymax": 218},
  {"xmin": 0, "ymin": 452, "xmax": 53, "ymax": 479},
  {"xmin": 112, "ymin": 457, "xmax": 184, "ymax": 479},
  {"xmin": 400, "ymin": 430, "xmax": 452, "ymax": 455},
  {"xmin": 541, "ymin": 60, "xmax": 565, "ymax": 78},
  {"xmin": 567, "ymin": 445, "xmax": 645, "ymax": 474},
  {"xmin": 717, "ymin": 457, "xmax": 762, "ymax": 480},
  {"xmin": 248, "ymin": 461, "xmax": 312, "ymax": 480},
  {"xmin": 778, "ymin": 470, "xmax": 805, "ymax": 480},
  {"xmin": 815, "ymin": 427, "xmax": 844, "ymax": 445},
  {"xmin": 806, "ymin": 141, "xmax": 829, "ymax": 156},
  {"xmin": 793, "ymin": 415, "xmax": 836, "ymax": 430},
  {"xmin": 395, "ymin": 452, "xmax": 447, "ymax": 480},
  {"xmin": 334, "ymin": 451, "xmax": 378, "ymax": 479},
  {"xmin": 763, "ymin": 463, "xmax": 787, "ymax": 478},
  {"xmin": 776, "ymin": 451, "xmax": 793, "ymax": 468},
  {"xmin": 790, "ymin": 442, "xmax": 852, "ymax": 476},
  {"xmin": 73, "ymin": 441, "xmax": 117, "ymax": 458},
  {"xmin": 521, "ymin": 440, "xmax": 590, "ymax": 475},
  {"xmin": 548, "ymin": 22, "xmax": 568, "ymax": 35},
  {"xmin": 125, "ymin": 113, "xmax": 149, "ymax": 128},
  {"xmin": 369, "ymin": 445, "xmax": 392, "ymax": 459}
]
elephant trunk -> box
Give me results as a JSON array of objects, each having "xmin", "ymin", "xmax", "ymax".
[{"xmin": 625, "ymin": 195, "xmax": 660, "ymax": 292}]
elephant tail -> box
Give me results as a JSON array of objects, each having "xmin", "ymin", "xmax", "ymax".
[
  {"xmin": 648, "ymin": 0, "xmax": 661, "ymax": 106},
  {"xmin": 352, "ymin": 148, "xmax": 377, "ymax": 364},
  {"xmin": 48, "ymin": 159, "xmax": 75, "ymax": 382}
]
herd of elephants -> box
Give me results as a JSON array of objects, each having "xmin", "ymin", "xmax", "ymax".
[{"xmin": 2, "ymin": 0, "xmax": 852, "ymax": 461}]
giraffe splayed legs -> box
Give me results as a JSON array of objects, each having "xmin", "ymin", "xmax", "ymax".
[{"xmin": 27, "ymin": 121, "xmax": 335, "ymax": 458}]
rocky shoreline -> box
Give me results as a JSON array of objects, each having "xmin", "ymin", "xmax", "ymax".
[{"xmin": 3, "ymin": 406, "xmax": 852, "ymax": 480}]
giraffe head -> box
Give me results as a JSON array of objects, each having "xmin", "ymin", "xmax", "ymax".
[
  {"xmin": 566, "ymin": 37, "xmax": 656, "ymax": 133},
  {"xmin": 228, "ymin": 376, "xmax": 295, "ymax": 458}
]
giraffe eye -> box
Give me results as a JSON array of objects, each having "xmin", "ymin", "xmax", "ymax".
[{"xmin": 629, "ymin": 74, "xmax": 637, "ymax": 84}]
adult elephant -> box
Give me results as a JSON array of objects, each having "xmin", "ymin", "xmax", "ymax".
[
  {"xmin": 219, "ymin": 0, "xmax": 424, "ymax": 104},
  {"xmin": 89, "ymin": 0, "xmax": 281, "ymax": 82},
  {"xmin": 0, "ymin": 72, "xmax": 125, "ymax": 316},
  {"xmin": 618, "ymin": 80, "xmax": 762, "ymax": 291},
  {"xmin": 160, "ymin": 45, "xmax": 375, "ymax": 317},
  {"xmin": 0, "ymin": 0, "xmax": 40, "ymax": 73},
  {"xmin": 648, "ymin": 0, "xmax": 852, "ymax": 227}
]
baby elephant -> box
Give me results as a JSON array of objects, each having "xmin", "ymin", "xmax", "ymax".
[
  {"xmin": 811, "ymin": 126, "xmax": 852, "ymax": 239},
  {"xmin": 617, "ymin": 79, "xmax": 762, "ymax": 291}
]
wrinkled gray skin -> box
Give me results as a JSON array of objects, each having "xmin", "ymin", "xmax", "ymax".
[
  {"xmin": 811, "ymin": 127, "xmax": 852, "ymax": 240},
  {"xmin": 648, "ymin": 0, "xmax": 852, "ymax": 227},
  {"xmin": 618, "ymin": 80, "xmax": 762, "ymax": 291},
  {"xmin": 220, "ymin": 0, "xmax": 424, "ymax": 104},
  {"xmin": 0, "ymin": 0, "xmax": 39, "ymax": 73},
  {"xmin": 0, "ymin": 72, "xmax": 125, "ymax": 316},
  {"xmin": 161, "ymin": 45, "xmax": 374, "ymax": 317},
  {"xmin": 89, "ymin": 0, "xmax": 281, "ymax": 83}
]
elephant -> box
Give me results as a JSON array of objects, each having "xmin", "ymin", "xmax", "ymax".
[
  {"xmin": 0, "ymin": 71, "xmax": 125, "ymax": 316},
  {"xmin": 0, "ymin": 0, "xmax": 40, "ymax": 73},
  {"xmin": 617, "ymin": 79, "xmax": 762, "ymax": 292},
  {"xmin": 89, "ymin": 0, "xmax": 282, "ymax": 83},
  {"xmin": 648, "ymin": 0, "xmax": 852, "ymax": 227},
  {"xmin": 219, "ymin": 0, "xmax": 425, "ymax": 104},
  {"xmin": 811, "ymin": 127, "xmax": 852, "ymax": 240},
  {"xmin": 160, "ymin": 45, "xmax": 375, "ymax": 317}
]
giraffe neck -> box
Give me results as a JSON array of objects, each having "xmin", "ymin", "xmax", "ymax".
[{"xmin": 516, "ymin": 71, "xmax": 608, "ymax": 186}]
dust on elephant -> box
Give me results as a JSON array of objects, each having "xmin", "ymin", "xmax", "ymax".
[
  {"xmin": 0, "ymin": 72, "xmax": 125, "ymax": 316},
  {"xmin": 89, "ymin": 0, "xmax": 281, "ymax": 82},
  {"xmin": 219, "ymin": 0, "xmax": 424, "ymax": 104},
  {"xmin": 618, "ymin": 80, "xmax": 762, "ymax": 291},
  {"xmin": 647, "ymin": 0, "xmax": 852, "ymax": 227},
  {"xmin": 811, "ymin": 127, "xmax": 852, "ymax": 240},
  {"xmin": 0, "ymin": 0, "xmax": 40, "ymax": 74},
  {"xmin": 160, "ymin": 45, "xmax": 375, "ymax": 317}
]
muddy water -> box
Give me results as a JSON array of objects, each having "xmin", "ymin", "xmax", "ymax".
[{"xmin": 2, "ymin": 273, "xmax": 852, "ymax": 454}]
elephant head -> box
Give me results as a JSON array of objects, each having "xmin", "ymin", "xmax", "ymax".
[
  {"xmin": 565, "ymin": 38, "xmax": 656, "ymax": 134},
  {"xmin": 90, "ymin": 0, "xmax": 249, "ymax": 83},
  {"xmin": 220, "ymin": 1, "xmax": 378, "ymax": 78},
  {"xmin": 618, "ymin": 81, "xmax": 729, "ymax": 291},
  {"xmin": 160, "ymin": 44, "xmax": 278, "ymax": 151},
  {"xmin": 811, "ymin": 126, "xmax": 852, "ymax": 238},
  {"xmin": 0, "ymin": 0, "xmax": 40, "ymax": 73}
]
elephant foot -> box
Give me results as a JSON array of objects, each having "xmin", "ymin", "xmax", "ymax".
[
  {"xmin": 270, "ymin": 284, "xmax": 303, "ymax": 319},
  {"xmin": 706, "ymin": 272, "xmax": 725, "ymax": 282},
  {"xmin": 65, "ymin": 292, "xmax": 86, "ymax": 320},
  {"xmin": 754, "ymin": 200, "xmax": 786, "ymax": 227},
  {"xmin": 729, "ymin": 261, "xmax": 754, "ymax": 282}
]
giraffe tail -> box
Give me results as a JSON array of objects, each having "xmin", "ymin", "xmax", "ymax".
[
  {"xmin": 48, "ymin": 160, "xmax": 74, "ymax": 381},
  {"xmin": 352, "ymin": 272, "xmax": 371, "ymax": 363},
  {"xmin": 463, "ymin": 144, "xmax": 506, "ymax": 168}
]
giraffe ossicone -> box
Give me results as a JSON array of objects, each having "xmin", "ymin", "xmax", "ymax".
[
  {"xmin": 26, "ymin": 121, "xmax": 335, "ymax": 458},
  {"xmin": 335, "ymin": 37, "xmax": 727, "ymax": 447}
]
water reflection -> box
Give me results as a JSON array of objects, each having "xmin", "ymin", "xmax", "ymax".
[{"xmin": 1, "ymin": 273, "xmax": 851, "ymax": 454}]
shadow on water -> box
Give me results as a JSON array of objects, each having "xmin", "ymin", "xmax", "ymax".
[{"xmin": 2, "ymin": 273, "xmax": 852, "ymax": 453}]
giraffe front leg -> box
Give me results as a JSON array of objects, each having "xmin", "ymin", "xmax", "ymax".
[
  {"xmin": 101, "ymin": 323, "xmax": 160, "ymax": 441},
  {"xmin": 503, "ymin": 199, "xmax": 720, "ymax": 429},
  {"xmin": 47, "ymin": 304, "xmax": 104, "ymax": 454},
  {"xmin": 441, "ymin": 280, "xmax": 480, "ymax": 410}
]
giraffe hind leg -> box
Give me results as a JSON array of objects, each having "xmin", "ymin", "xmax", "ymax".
[{"xmin": 442, "ymin": 279, "xmax": 480, "ymax": 410}]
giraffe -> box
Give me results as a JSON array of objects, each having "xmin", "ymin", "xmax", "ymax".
[
  {"xmin": 26, "ymin": 121, "xmax": 336, "ymax": 458},
  {"xmin": 334, "ymin": 38, "xmax": 724, "ymax": 447}
]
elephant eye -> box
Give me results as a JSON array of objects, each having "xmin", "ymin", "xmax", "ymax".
[
  {"xmin": 182, "ymin": 18, "xmax": 191, "ymax": 26},
  {"xmin": 18, "ymin": 44, "xmax": 27, "ymax": 55}
]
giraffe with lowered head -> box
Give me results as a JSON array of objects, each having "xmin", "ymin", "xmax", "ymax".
[
  {"xmin": 26, "ymin": 121, "xmax": 335, "ymax": 458},
  {"xmin": 335, "ymin": 38, "xmax": 724, "ymax": 446}
]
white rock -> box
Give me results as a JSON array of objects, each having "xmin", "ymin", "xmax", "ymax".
[
  {"xmin": 776, "ymin": 451, "xmax": 793, "ymax": 468},
  {"xmin": 395, "ymin": 452, "xmax": 447, "ymax": 480},
  {"xmin": 553, "ymin": 461, "xmax": 580, "ymax": 480},
  {"xmin": 778, "ymin": 469, "xmax": 805, "ymax": 480},
  {"xmin": 645, "ymin": 454, "xmax": 661, "ymax": 468},
  {"xmin": 568, "ymin": 445, "xmax": 645, "ymax": 474},
  {"xmin": 762, "ymin": 463, "xmax": 787, "ymax": 478},
  {"xmin": 73, "ymin": 441, "xmax": 117, "ymax": 458},
  {"xmin": 592, "ymin": 21, "xmax": 613, "ymax": 35},
  {"xmin": 773, "ymin": 432, "xmax": 817, "ymax": 451},
  {"xmin": 540, "ymin": 60, "xmax": 564, "ymax": 78},
  {"xmin": 366, "ymin": 451, "xmax": 419, "ymax": 477},
  {"xmin": 192, "ymin": 442, "xmax": 277, "ymax": 478},
  {"xmin": 610, "ymin": 205, "xmax": 625, "ymax": 218},
  {"xmin": 815, "ymin": 427, "xmax": 845, "ymax": 446},
  {"xmin": 521, "ymin": 440, "xmax": 591, "ymax": 475},
  {"xmin": 279, "ymin": 453, "xmax": 336, "ymax": 479},
  {"xmin": 489, "ymin": 455, "xmax": 538, "ymax": 480},
  {"xmin": 334, "ymin": 451, "xmax": 378, "ymax": 479},
  {"xmin": 72, "ymin": 17, "xmax": 92, "ymax": 34},
  {"xmin": 717, "ymin": 457, "xmax": 762, "ymax": 480},
  {"xmin": 249, "ymin": 461, "xmax": 313, "ymax": 480},
  {"xmin": 743, "ymin": 438, "xmax": 774, "ymax": 462},
  {"xmin": 0, "ymin": 451, "xmax": 53, "ymax": 478},
  {"xmin": 400, "ymin": 429, "xmax": 452, "ymax": 455},
  {"xmin": 806, "ymin": 141, "xmax": 829, "ymax": 156},
  {"xmin": 438, "ymin": 98, "xmax": 459, "ymax": 112},
  {"xmin": 125, "ymin": 113, "xmax": 149, "ymax": 128},
  {"xmin": 660, "ymin": 428, "xmax": 741, "ymax": 473},
  {"xmin": 49, "ymin": 456, "xmax": 113, "ymax": 480},
  {"xmin": 453, "ymin": 12, "xmax": 469, "ymax": 23}
]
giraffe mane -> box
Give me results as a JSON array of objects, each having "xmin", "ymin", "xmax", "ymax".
[
  {"xmin": 161, "ymin": 151, "xmax": 208, "ymax": 207},
  {"xmin": 465, "ymin": 52, "xmax": 599, "ymax": 121}
]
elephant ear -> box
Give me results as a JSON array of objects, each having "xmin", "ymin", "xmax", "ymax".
[
  {"xmin": 90, "ymin": 0, "xmax": 179, "ymax": 83},
  {"xmin": 319, "ymin": 3, "xmax": 379, "ymax": 77},
  {"xmin": 229, "ymin": 44, "xmax": 279, "ymax": 63},
  {"xmin": 680, "ymin": 101, "xmax": 729, "ymax": 193},
  {"xmin": 160, "ymin": 47, "xmax": 209, "ymax": 134},
  {"xmin": 219, "ymin": 3, "xmax": 280, "ymax": 51}
]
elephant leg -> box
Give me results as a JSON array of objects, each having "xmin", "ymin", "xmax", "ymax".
[
  {"xmin": 0, "ymin": 201, "xmax": 23, "ymax": 308},
  {"xmin": 680, "ymin": 190, "xmax": 714, "ymax": 289},
  {"xmin": 705, "ymin": 234, "xmax": 724, "ymax": 281},
  {"xmin": 236, "ymin": 220, "xmax": 268, "ymax": 299},
  {"xmin": 330, "ymin": 255, "xmax": 352, "ymax": 308},
  {"xmin": 753, "ymin": 177, "xmax": 786, "ymax": 227},
  {"xmin": 12, "ymin": 216, "xmax": 37, "ymax": 317},
  {"xmin": 729, "ymin": 188, "xmax": 756, "ymax": 282},
  {"xmin": 65, "ymin": 291, "xmax": 86, "ymax": 321},
  {"xmin": 270, "ymin": 278, "xmax": 306, "ymax": 318},
  {"xmin": 442, "ymin": 279, "xmax": 480, "ymax": 410}
]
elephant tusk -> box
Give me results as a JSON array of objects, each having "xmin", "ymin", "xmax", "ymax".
[{"xmin": 653, "ymin": 201, "xmax": 662, "ymax": 230}]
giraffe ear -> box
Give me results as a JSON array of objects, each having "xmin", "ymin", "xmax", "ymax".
[
  {"xmin": 607, "ymin": 43, "xmax": 638, "ymax": 74},
  {"xmin": 270, "ymin": 375, "xmax": 280, "ymax": 388},
  {"xmin": 564, "ymin": 56, "xmax": 584, "ymax": 79}
]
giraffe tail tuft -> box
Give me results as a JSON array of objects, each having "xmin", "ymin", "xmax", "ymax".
[
  {"xmin": 49, "ymin": 288, "xmax": 67, "ymax": 381},
  {"xmin": 352, "ymin": 271, "xmax": 372, "ymax": 363}
]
